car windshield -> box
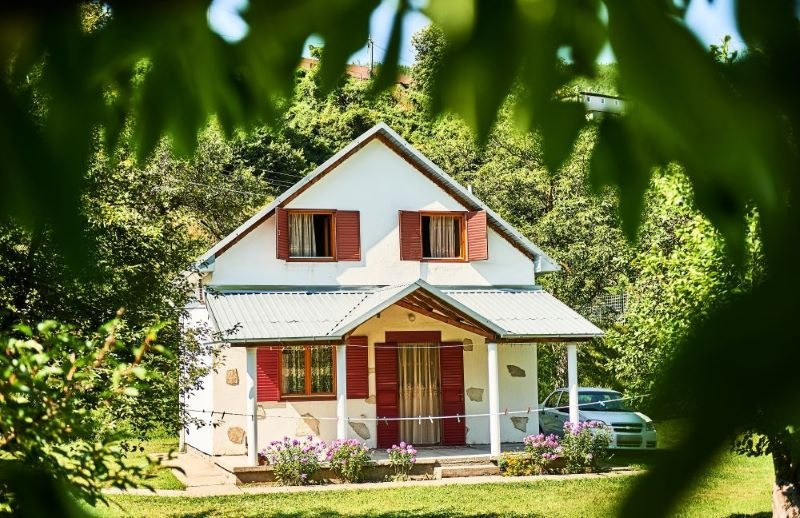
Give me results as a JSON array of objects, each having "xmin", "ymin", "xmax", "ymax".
[{"xmin": 578, "ymin": 391, "xmax": 632, "ymax": 411}]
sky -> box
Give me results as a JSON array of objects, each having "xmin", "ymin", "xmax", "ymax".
[{"xmin": 208, "ymin": 0, "xmax": 746, "ymax": 66}]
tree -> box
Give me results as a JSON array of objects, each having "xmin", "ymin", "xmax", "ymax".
[
  {"xmin": 0, "ymin": 318, "xmax": 166, "ymax": 514},
  {"xmin": 3, "ymin": 1, "xmax": 800, "ymax": 514}
]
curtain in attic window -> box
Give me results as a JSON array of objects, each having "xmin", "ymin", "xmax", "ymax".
[
  {"xmin": 429, "ymin": 216, "xmax": 458, "ymax": 258},
  {"xmin": 290, "ymin": 213, "xmax": 316, "ymax": 257}
]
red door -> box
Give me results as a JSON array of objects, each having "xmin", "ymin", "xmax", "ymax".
[
  {"xmin": 375, "ymin": 343, "xmax": 399, "ymax": 449},
  {"xmin": 439, "ymin": 342, "xmax": 466, "ymax": 445}
]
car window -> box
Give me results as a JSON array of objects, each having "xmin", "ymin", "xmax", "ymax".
[
  {"xmin": 577, "ymin": 391, "xmax": 631, "ymax": 411},
  {"xmin": 543, "ymin": 392, "xmax": 560, "ymax": 408},
  {"xmin": 556, "ymin": 391, "xmax": 569, "ymax": 411}
]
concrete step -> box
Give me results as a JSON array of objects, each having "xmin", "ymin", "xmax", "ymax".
[
  {"xmin": 434, "ymin": 455, "xmax": 492, "ymax": 466},
  {"xmin": 435, "ymin": 463, "xmax": 500, "ymax": 479}
]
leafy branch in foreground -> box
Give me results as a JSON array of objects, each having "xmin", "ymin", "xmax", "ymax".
[{"xmin": 0, "ymin": 317, "xmax": 169, "ymax": 515}]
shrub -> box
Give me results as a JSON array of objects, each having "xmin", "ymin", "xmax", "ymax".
[
  {"xmin": 386, "ymin": 442, "xmax": 417, "ymax": 480},
  {"xmin": 561, "ymin": 421, "xmax": 612, "ymax": 473},
  {"xmin": 500, "ymin": 452, "xmax": 538, "ymax": 476},
  {"xmin": 261, "ymin": 436, "xmax": 325, "ymax": 485},
  {"xmin": 523, "ymin": 433, "xmax": 562, "ymax": 474},
  {"xmin": 326, "ymin": 439, "xmax": 373, "ymax": 482}
]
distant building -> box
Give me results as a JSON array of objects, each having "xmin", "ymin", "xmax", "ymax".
[
  {"xmin": 580, "ymin": 91, "xmax": 624, "ymax": 115},
  {"xmin": 299, "ymin": 57, "xmax": 413, "ymax": 87}
]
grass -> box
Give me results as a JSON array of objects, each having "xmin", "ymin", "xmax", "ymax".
[
  {"xmin": 122, "ymin": 437, "xmax": 184, "ymax": 491},
  {"xmin": 90, "ymin": 423, "xmax": 773, "ymax": 517}
]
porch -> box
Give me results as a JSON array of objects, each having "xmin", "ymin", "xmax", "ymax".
[{"xmin": 195, "ymin": 279, "xmax": 603, "ymax": 465}]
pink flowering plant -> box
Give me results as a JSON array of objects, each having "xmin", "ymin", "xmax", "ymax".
[
  {"xmin": 522, "ymin": 433, "xmax": 562, "ymax": 474},
  {"xmin": 261, "ymin": 435, "xmax": 325, "ymax": 485},
  {"xmin": 386, "ymin": 442, "xmax": 417, "ymax": 480},
  {"xmin": 561, "ymin": 421, "xmax": 612, "ymax": 473},
  {"xmin": 326, "ymin": 439, "xmax": 373, "ymax": 482}
]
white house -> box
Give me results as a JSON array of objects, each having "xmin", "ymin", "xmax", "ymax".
[{"xmin": 182, "ymin": 123, "xmax": 602, "ymax": 466}]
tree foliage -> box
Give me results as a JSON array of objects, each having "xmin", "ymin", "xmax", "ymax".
[
  {"xmin": 0, "ymin": 318, "xmax": 166, "ymax": 514},
  {"xmin": 2, "ymin": 0, "xmax": 800, "ymax": 515}
]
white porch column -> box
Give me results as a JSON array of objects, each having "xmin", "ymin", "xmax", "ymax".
[
  {"xmin": 530, "ymin": 343, "xmax": 540, "ymax": 433},
  {"xmin": 245, "ymin": 347, "xmax": 258, "ymax": 466},
  {"xmin": 336, "ymin": 344, "xmax": 347, "ymax": 440},
  {"xmin": 487, "ymin": 341, "xmax": 501, "ymax": 457},
  {"xmin": 567, "ymin": 343, "xmax": 579, "ymax": 425}
]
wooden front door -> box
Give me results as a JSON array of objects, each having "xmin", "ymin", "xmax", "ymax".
[
  {"xmin": 439, "ymin": 342, "xmax": 466, "ymax": 445},
  {"xmin": 375, "ymin": 343, "xmax": 399, "ymax": 449}
]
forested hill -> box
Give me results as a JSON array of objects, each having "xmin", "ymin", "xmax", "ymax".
[{"xmin": 0, "ymin": 29, "xmax": 754, "ymax": 437}]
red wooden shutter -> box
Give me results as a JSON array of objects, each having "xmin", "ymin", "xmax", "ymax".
[
  {"xmin": 276, "ymin": 208, "xmax": 289, "ymax": 260},
  {"xmin": 375, "ymin": 343, "xmax": 399, "ymax": 448},
  {"xmin": 257, "ymin": 347, "xmax": 281, "ymax": 401},
  {"xmin": 398, "ymin": 210, "xmax": 422, "ymax": 261},
  {"xmin": 335, "ymin": 210, "xmax": 361, "ymax": 261},
  {"xmin": 466, "ymin": 210, "xmax": 488, "ymax": 261},
  {"xmin": 346, "ymin": 336, "xmax": 369, "ymax": 399},
  {"xmin": 440, "ymin": 342, "xmax": 466, "ymax": 445}
]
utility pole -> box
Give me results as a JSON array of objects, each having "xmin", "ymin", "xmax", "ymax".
[{"xmin": 368, "ymin": 35, "xmax": 374, "ymax": 78}]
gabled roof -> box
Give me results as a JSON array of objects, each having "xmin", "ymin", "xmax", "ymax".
[
  {"xmin": 205, "ymin": 280, "xmax": 602, "ymax": 344},
  {"xmin": 197, "ymin": 123, "xmax": 560, "ymax": 273}
]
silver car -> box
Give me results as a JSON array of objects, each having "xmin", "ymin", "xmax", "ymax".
[{"xmin": 539, "ymin": 387, "xmax": 657, "ymax": 450}]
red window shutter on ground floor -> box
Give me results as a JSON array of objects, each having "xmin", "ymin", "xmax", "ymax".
[
  {"xmin": 276, "ymin": 207, "xmax": 289, "ymax": 260},
  {"xmin": 398, "ymin": 210, "xmax": 422, "ymax": 261},
  {"xmin": 335, "ymin": 210, "xmax": 361, "ymax": 261},
  {"xmin": 466, "ymin": 210, "xmax": 488, "ymax": 261},
  {"xmin": 374, "ymin": 343, "xmax": 399, "ymax": 449},
  {"xmin": 257, "ymin": 347, "xmax": 280, "ymax": 401},
  {"xmin": 346, "ymin": 336, "xmax": 369, "ymax": 399},
  {"xmin": 439, "ymin": 342, "xmax": 466, "ymax": 445}
]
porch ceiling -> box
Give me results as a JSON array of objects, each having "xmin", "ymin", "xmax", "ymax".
[{"xmin": 204, "ymin": 280, "xmax": 603, "ymax": 345}]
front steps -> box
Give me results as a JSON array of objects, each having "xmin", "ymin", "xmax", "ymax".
[
  {"xmin": 434, "ymin": 463, "xmax": 501, "ymax": 478},
  {"xmin": 432, "ymin": 456, "xmax": 500, "ymax": 478}
]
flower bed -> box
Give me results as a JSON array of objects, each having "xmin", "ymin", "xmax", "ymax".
[
  {"xmin": 326, "ymin": 439, "xmax": 373, "ymax": 483},
  {"xmin": 386, "ymin": 442, "xmax": 417, "ymax": 481},
  {"xmin": 260, "ymin": 436, "xmax": 325, "ymax": 485},
  {"xmin": 561, "ymin": 421, "xmax": 612, "ymax": 473},
  {"xmin": 254, "ymin": 438, "xmax": 427, "ymax": 485},
  {"xmin": 501, "ymin": 421, "xmax": 611, "ymax": 476}
]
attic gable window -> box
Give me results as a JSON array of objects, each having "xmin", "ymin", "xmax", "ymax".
[
  {"xmin": 289, "ymin": 211, "xmax": 333, "ymax": 258},
  {"xmin": 422, "ymin": 213, "xmax": 464, "ymax": 259},
  {"xmin": 400, "ymin": 210, "xmax": 487, "ymax": 262},
  {"xmin": 277, "ymin": 208, "xmax": 361, "ymax": 262}
]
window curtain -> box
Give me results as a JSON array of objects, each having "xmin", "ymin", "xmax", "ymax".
[
  {"xmin": 290, "ymin": 213, "xmax": 316, "ymax": 257},
  {"xmin": 282, "ymin": 346, "xmax": 305, "ymax": 394},
  {"xmin": 311, "ymin": 346, "xmax": 333, "ymax": 393},
  {"xmin": 429, "ymin": 216, "xmax": 457, "ymax": 258},
  {"xmin": 398, "ymin": 344, "xmax": 442, "ymax": 444}
]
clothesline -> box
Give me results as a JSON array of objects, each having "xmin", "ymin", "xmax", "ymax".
[
  {"xmin": 201, "ymin": 341, "xmax": 540, "ymax": 349},
  {"xmin": 184, "ymin": 394, "xmax": 647, "ymax": 422}
]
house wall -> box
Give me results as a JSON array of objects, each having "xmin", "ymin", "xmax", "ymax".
[
  {"xmin": 205, "ymin": 304, "xmax": 541, "ymax": 454},
  {"xmin": 181, "ymin": 303, "xmax": 216, "ymax": 456},
  {"xmin": 209, "ymin": 139, "xmax": 536, "ymax": 288}
]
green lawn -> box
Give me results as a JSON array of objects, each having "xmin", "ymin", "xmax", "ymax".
[
  {"xmin": 91, "ymin": 423, "xmax": 773, "ymax": 517},
  {"xmin": 122, "ymin": 438, "xmax": 184, "ymax": 491}
]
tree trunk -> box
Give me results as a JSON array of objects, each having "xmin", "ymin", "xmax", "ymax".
[{"xmin": 772, "ymin": 443, "xmax": 800, "ymax": 518}]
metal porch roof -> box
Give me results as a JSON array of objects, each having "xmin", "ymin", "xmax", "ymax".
[{"xmin": 205, "ymin": 281, "xmax": 602, "ymax": 344}]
